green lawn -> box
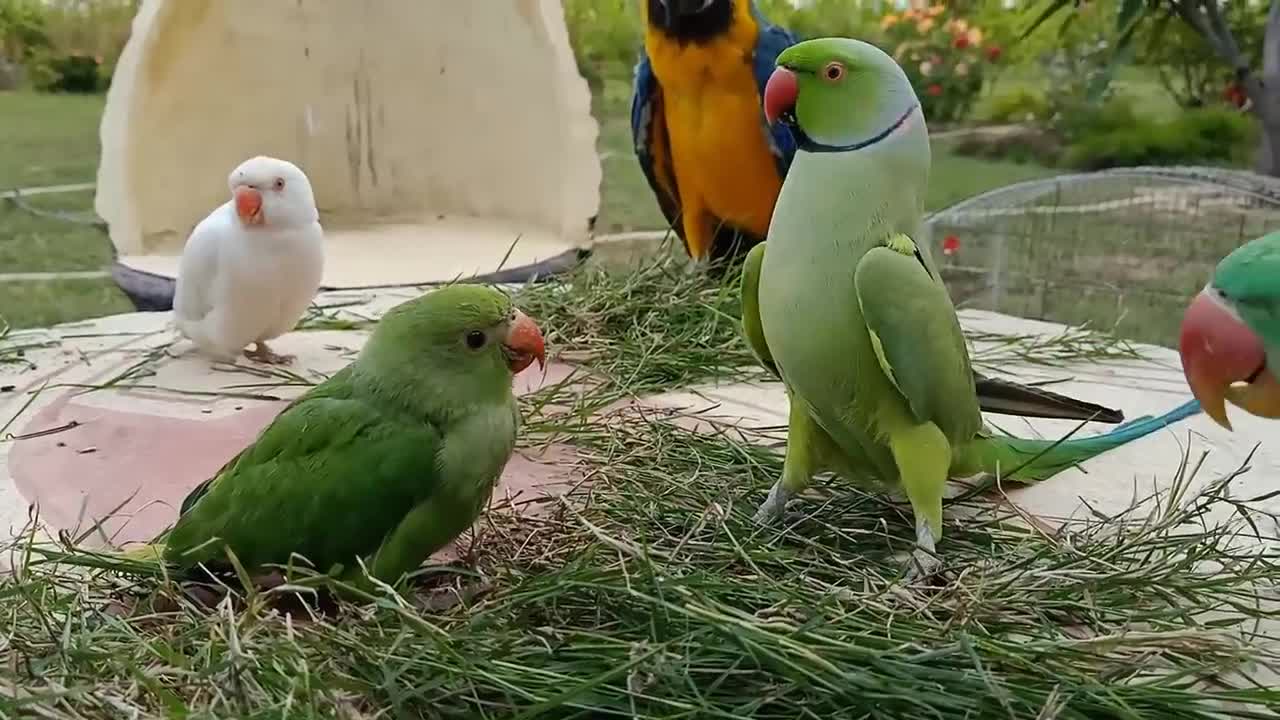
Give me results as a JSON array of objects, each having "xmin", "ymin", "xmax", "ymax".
[
  {"xmin": 0, "ymin": 91, "xmax": 132, "ymax": 327},
  {"xmin": 1, "ymin": 76, "xmax": 1065, "ymax": 330}
]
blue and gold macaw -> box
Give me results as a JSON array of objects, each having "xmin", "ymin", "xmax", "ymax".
[{"xmin": 632, "ymin": 0, "xmax": 799, "ymax": 263}]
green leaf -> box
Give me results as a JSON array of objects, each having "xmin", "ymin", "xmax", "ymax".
[
  {"xmin": 1116, "ymin": 0, "xmax": 1149, "ymax": 33},
  {"xmin": 1020, "ymin": 0, "xmax": 1074, "ymax": 40},
  {"xmin": 1114, "ymin": 0, "xmax": 1155, "ymax": 51},
  {"xmin": 1085, "ymin": 39, "xmax": 1137, "ymax": 103},
  {"xmin": 1142, "ymin": 10, "xmax": 1174, "ymax": 55}
]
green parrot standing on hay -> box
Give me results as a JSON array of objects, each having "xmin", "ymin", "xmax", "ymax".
[
  {"xmin": 125, "ymin": 285, "xmax": 545, "ymax": 590},
  {"xmin": 740, "ymin": 37, "xmax": 1201, "ymax": 575},
  {"xmin": 1179, "ymin": 231, "xmax": 1280, "ymax": 429}
]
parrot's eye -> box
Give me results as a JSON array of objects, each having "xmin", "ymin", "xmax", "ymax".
[
  {"xmin": 822, "ymin": 62, "xmax": 845, "ymax": 83},
  {"xmin": 272, "ymin": 177, "xmax": 285, "ymax": 191},
  {"xmin": 465, "ymin": 330, "xmax": 486, "ymax": 349}
]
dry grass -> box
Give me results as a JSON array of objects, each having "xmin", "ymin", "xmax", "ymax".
[{"xmin": 5, "ymin": 256, "xmax": 1279, "ymax": 718}]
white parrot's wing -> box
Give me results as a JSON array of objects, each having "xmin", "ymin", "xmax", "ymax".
[{"xmin": 173, "ymin": 203, "xmax": 234, "ymax": 324}]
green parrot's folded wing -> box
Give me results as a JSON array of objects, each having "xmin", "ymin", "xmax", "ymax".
[
  {"xmin": 853, "ymin": 236, "xmax": 982, "ymax": 438},
  {"xmin": 178, "ymin": 367, "xmax": 357, "ymax": 516},
  {"xmin": 740, "ymin": 242, "xmax": 781, "ymax": 379},
  {"xmin": 164, "ymin": 388, "xmax": 444, "ymax": 577}
]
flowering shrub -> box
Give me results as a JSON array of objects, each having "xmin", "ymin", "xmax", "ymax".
[{"xmin": 878, "ymin": 4, "xmax": 1001, "ymax": 125}]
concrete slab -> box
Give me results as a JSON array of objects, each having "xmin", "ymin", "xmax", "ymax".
[{"xmin": 97, "ymin": 0, "xmax": 601, "ymax": 289}]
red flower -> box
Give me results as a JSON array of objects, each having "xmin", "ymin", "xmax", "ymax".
[
  {"xmin": 952, "ymin": 35, "xmax": 970, "ymax": 50},
  {"xmin": 942, "ymin": 235, "xmax": 960, "ymax": 256},
  {"xmin": 1224, "ymin": 83, "xmax": 1247, "ymax": 108},
  {"xmin": 926, "ymin": 83, "xmax": 944, "ymax": 97},
  {"xmin": 985, "ymin": 45, "xmax": 1002, "ymax": 62}
]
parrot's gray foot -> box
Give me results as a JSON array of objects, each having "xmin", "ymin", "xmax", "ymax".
[
  {"xmin": 904, "ymin": 521, "xmax": 944, "ymax": 582},
  {"xmin": 752, "ymin": 482, "xmax": 792, "ymax": 525},
  {"xmin": 244, "ymin": 341, "xmax": 295, "ymax": 365}
]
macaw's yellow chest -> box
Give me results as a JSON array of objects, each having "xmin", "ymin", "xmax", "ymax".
[{"xmin": 645, "ymin": 29, "xmax": 783, "ymax": 241}]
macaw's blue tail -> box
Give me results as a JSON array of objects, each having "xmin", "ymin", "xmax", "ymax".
[{"xmin": 957, "ymin": 398, "xmax": 1201, "ymax": 483}]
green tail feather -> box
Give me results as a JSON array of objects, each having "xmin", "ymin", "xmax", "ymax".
[
  {"xmin": 25, "ymin": 541, "xmax": 171, "ymax": 577},
  {"xmin": 960, "ymin": 398, "xmax": 1201, "ymax": 483},
  {"xmin": 121, "ymin": 542, "xmax": 166, "ymax": 563}
]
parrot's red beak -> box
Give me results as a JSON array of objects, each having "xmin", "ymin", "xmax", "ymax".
[
  {"xmin": 234, "ymin": 185, "xmax": 265, "ymax": 226},
  {"xmin": 1178, "ymin": 287, "xmax": 1274, "ymax": 429},
  {"xmin": 764, "ymin": 67, "xmax": 799, "ymax": 125},
  {"xmin": 503, "ymin": 308, "xmax": 546, "ymax": 374}
]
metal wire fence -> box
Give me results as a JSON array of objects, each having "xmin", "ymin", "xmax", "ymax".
[{"xmin": 923, "ymin": 166, "xmax": 1280, "ymax": 348}]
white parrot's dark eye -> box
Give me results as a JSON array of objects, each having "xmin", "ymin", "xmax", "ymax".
[
  {"xmin": 273, "ymin": 177, "xmax": 285, "ymax": 191},
  {"xmin": 465, "ymin": 330, "xmax": 486, "ymax": 349},
  {"xmin": 822, "ymin": 62, "xmax": 846, "ymax": 83}
]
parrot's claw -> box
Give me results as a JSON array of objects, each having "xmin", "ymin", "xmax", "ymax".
[
  {"xmin": 752, "ymin": 482, "xmax": 792, "ymax": 526},
  {"xmin": 903, "ymin": 521, "xmax": 944, "ymax": 583},
  {"xmin": 244, "ymin": 342, "xmax": 295, "ymax": 365},
  {"xmin": 905, "ymin": 549, "xmax": 944, "ymax": 582}
]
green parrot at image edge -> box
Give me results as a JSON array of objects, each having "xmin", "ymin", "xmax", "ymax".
[
  {"xmin": 1179, "ymin": 230, "xmax": 1280, "ymax": 429},
  {"xmin": 742, "ymin": 37, "xmax": 1202, "ymax": 576},
  {"xmin": 120, "ymin": 284, "xmax": 546, "ymax": 592}
]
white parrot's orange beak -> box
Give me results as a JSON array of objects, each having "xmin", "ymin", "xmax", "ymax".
[{"xmin": 234, "ymin": 185, "xmax": 265, "ymax": 226}]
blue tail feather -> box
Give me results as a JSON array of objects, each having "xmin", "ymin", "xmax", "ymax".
[
  {"xmin": 1096, "ymin": 398, "xmax": 1201, "ymax": 444},
  {"xmin": 977, "ymin": 397, "xmax": 1202, "ymax": 483}
]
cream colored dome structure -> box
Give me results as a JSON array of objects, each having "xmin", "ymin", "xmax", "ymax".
[{"xmin": 96, "ymin": 0, "xmax": 602, "ymax": 309}]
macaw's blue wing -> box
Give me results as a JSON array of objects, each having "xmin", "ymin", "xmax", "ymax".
[
  {"xmin": 631, "ymin": 51, "xmax": 684, "ymax": 239},
  {"xmin": 750, "ymin": 21, "xmax": 800, "ymax": 180}
]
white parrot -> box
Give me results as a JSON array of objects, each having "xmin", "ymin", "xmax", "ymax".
[{"xmin": 173, "ymin": 155, "xmax": 325, "ymax": 365}]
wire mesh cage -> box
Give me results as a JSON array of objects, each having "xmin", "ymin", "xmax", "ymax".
[{"xmin": 923, "ymin": 166, "xmax": 1280, "ymax": 348}]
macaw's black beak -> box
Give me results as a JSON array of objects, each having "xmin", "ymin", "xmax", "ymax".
[
  {"xmin": 655, "ymin": 0, "xmax": 671, "ymax": 27},
  {"xmin": 650, "ymin": 0, "xmax": 716, "ymax": 32},
  {"xmin": 673, "ymin": 0, "xmax": 712, "ymax": 14}
]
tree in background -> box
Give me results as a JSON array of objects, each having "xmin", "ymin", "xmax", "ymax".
[
  {"xmin": 1133, "ymin": 2, "xmax": 1266, "ymax": 110},
  {"xmin": 1030, "ymin": 0, "xmax": 1280, "ymax": 176},
  {"xmin": 0, "ymin": 0, "xmax": 50, "ymax": 65}
]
